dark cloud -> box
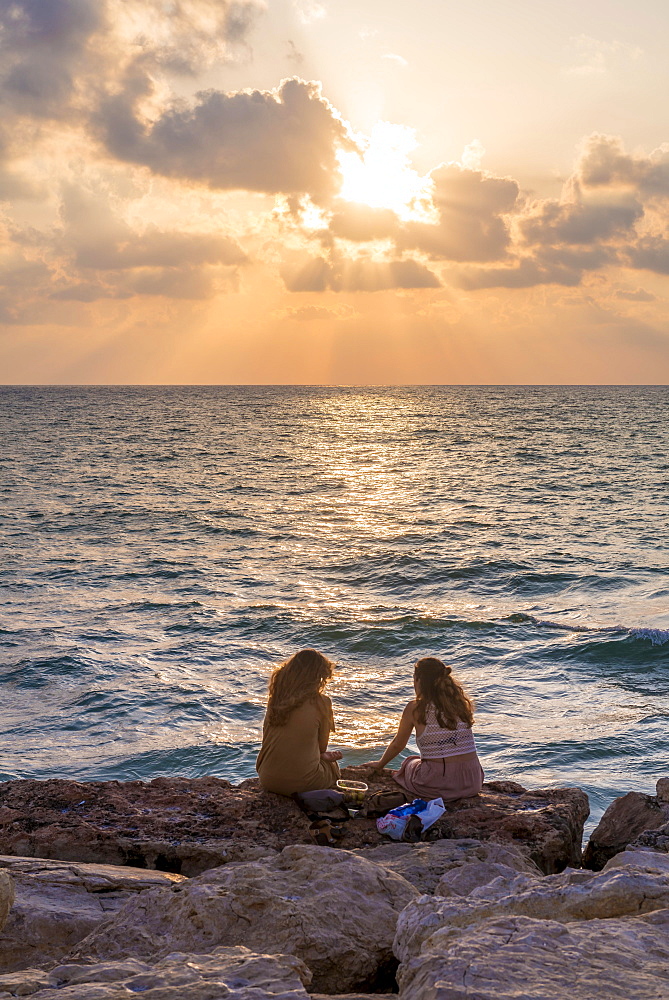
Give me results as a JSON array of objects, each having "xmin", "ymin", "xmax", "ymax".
[
  {"xmin": 0, "ymin": 0, "xmax": 266, "ymax": 196},
  {"xmin": 286, "ymin": 40, "xmax": 304, "ymax": 66},
  {"xmin": 96, "ymin": 78, "xmax": 348, "ymax": 200},
  {"xmin": 449, "ymin": 239, "xmax": 618, "ymax": 289},
  {"xmin": 614, "ymin": 287, "xmax": 656, "ymax": 302},
  {"xmin": 520, "ymin": 198, "xmax": 642, "ymax": 246},
  {"xmin": 453, "ymin": 258, "xmax": 582, "ymax": 290},
  {"xmin": 576, "ymin": 134, "xmax": 669, "ymax": 198},
  {"xmin": 626, "ymin": 236, "xmax": 669, "ymax": 275},
  {"xmin": 282, "ymin": 254, "xmax": 440, "ymax": 292},
  {"xmin": 0, "ymin": 0, "xmax": 104, "ymax": 118},
  {"xmin": 0, "ymin": 0, "xmax": 263, "ymax": 121},
  {"xmin": 399, "ymin": 164, "xmax": 519, "ymax": 262}
]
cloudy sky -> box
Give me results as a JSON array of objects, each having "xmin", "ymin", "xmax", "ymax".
[{"xmin": 1, "ymin": 0, "xmax": 668, "ymax": 383}]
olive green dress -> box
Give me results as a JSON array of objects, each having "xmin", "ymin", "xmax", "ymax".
[{"xmin": 256, "ymin": 694, "xmax": 340, "ymax": 795}]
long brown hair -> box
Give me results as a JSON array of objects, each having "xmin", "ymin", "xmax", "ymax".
[
  {"xmin": 414, "ymin": 656, "xmax": 474, "ymax": 730},
  {"xmin": 266, "ymin": 648, "xmax": 335, "ymax": 726}
]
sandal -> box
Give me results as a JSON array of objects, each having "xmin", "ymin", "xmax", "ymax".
[{"xmin": 309, "ymin": 819, "xmax": 335, "ymax": 846}]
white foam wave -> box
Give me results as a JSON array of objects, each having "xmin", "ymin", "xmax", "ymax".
[{"xmin": 518, "ymin": 615, "xmax": 669, "ymax": 646}]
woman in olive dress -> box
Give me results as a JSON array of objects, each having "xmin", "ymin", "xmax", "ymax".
[{"xmin": 256, "ymin": 648, "xmax": 342, "ymax": 796}]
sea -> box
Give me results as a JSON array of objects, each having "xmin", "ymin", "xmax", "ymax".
[{"xmin": 1, "ymin": 385, "xmax": 668, "ymax": 836}]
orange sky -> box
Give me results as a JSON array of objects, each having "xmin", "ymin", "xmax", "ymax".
[{"xmin": 1, "ymin": 0, "xmax": 668, "ymax": 383}]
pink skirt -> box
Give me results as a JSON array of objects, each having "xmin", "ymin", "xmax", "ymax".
[{"xmin": 394, "ymin": 751, "xmax": 484, "ymax": 801}]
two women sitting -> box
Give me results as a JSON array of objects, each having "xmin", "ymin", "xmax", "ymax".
[{"xmin": 256, "ymin": 648, "xmax": 484, "ymax": 801}]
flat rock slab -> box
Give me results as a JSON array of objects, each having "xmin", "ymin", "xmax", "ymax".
[
  {"xmin": 0, "ymin": 945, "xmax": 311, "ymax": 999},
  {"xmin": 0, "ymin": 855, "xmax": 184, "ymax": 973},
  {"xmin": 0, "ymin": 769, "xmax": 588, "ymax": 877}
]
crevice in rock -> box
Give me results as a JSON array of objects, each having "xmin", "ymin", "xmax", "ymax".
[
  {"xmin": 121, "ymin": 850, "xmax": 148, "ymax": 869},
  {"xmin": 154, "ymin": 853, "xmax": 183, "ymax": 874},
  {"xmin": 347, "ymin": 956, "xmax": 400, "ymax": 994}
]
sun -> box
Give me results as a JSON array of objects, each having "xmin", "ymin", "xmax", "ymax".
[{"xmin": 336, "ymin": 122, "xmax": 432, "ymax": 221}]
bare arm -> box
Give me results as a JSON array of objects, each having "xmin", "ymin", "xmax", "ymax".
[
  {"xmin": 319, "ymin": 696, "xmax": 343, "ymax": 762},
  {"xmin": 365, "ymin": 701, "xmax": 416, "ymax": 771},
  {"xmin": 318, "ymin": 696, "xmax": 333, "ymax": 753}
]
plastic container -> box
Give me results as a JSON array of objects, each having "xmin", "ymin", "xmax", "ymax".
[{"xmin": 336, "ymin": 779, "xmax": 368, "ymax": 806}]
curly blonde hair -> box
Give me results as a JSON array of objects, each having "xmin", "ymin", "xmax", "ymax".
[
  {"xmin": 266, "ymin": 648, "xmax": 335, "ymax": 727},
  {"xmin": 414, "ymin": 656, "xmax": 474, "ymax": 730}
]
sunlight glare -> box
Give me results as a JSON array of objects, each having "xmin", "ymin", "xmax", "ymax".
[{"xmin": 337, "ymin": 122, "xmax": 433, "ymax": 220}]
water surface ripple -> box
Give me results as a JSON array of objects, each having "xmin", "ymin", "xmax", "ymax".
[{"xmin": 1, "ymin": 386, "xmax": 668, "ymax": 833}]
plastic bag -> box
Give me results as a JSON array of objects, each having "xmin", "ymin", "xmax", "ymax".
[
  {"xmin": 387, "ymin": 798, "xmax": 427, "ymax": 817},
  {"xmin": 376, "ymin": 796, "xmax": 445, "ymax": 840},
  {"xmin": 417, "ymin": 796, "xmax": 445, "ymax": 831},
  {"xmin": 376, "ymin": 812, "xmax": 411, "ymax": 840}
]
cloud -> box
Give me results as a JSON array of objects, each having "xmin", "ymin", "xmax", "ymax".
[
  {"xmin": 400, "ymin": 163, "xmax": 519, "ymax": 262},
  {"xmin": 59, "ymin": 185, "xmax": 247, "ymax": 271},
  {"xmin": 442, "ymin": 133, "xmax": 669, "ymax": 288},
  {"xmin": 281, "ymin": 256, "xmax": 330, "ymax": 292},
  {"xmin": 293, "ymin": 0, "xmax": 326, "ymax": 25},
  {"xmin": 614, "ymin": 288, "xmax": 656, "ymax": 302},
  {"xmin": 382, "ymin": 53, "xmax": 408, "ymax": 68},
  {"xmin": 96, "ymin": 77, "xmax": 349, "ymax": 200},
  {"xmin": 626, "ymin": 237, "xmax": 669, "ymax": 275},
  {"xmin": 280, "ymin": 303, "xmax": 354, "ymax": 321},
  {"xmin": 0, "ymin": 0, "xmax": 264, "ymax": 123},
  {"xmin": 282, "ymin": 254, "xmax": 440, "ymax": 292},
  {"xmin": 575, "ymin": 134, "xmax": 669, "ymax": 198},
  {"xmin": 329, "ymin": 202, "xmax": 399, "ymax": 242},
  {"xmin": 453, "ymin": 258, "xmax": 583, "ymax": 290},
  {"xmin": 0, "ymin": 0, "xmax": 105, "ymax": 120},
  {"xmin": 519, "ymin": 198, "xmax": 643, "ymax": 246},
  {"xmin": 0, "ymin": 0, "xmax": 266, "ymax": 190},
  {"xmin": 0, "ymin": 181, "xmax": 249, "ymax": 317},
  {"xmin": 286, "ymin": 40, "xmax": 304, "ymax": 66},
  {"xmin": 563, "ymin": 35, "xmax": 642, "ymax": 77}
]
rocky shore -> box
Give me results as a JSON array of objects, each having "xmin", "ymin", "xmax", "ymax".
[{"xmin": 0, "ymin": 769, "xmax": 666, "ymax": 998}]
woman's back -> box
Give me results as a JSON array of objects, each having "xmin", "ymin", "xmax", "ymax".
[
  {"xmin": 416, "ymin": 705, "xmax": 477, "ymax": 759},
  {"xmin": 256, "ymin": 694, "xmax": 336, "ymax": 795}
]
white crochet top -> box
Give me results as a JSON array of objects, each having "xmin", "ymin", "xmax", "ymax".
[{"xmin": 416, "ymin": 706, "xmax": 477, "ymax": 759}]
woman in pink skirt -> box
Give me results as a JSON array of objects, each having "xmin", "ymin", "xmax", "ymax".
[{"xmin": 366, "ymin": 657, "xmax": 484, "ymax": 801}]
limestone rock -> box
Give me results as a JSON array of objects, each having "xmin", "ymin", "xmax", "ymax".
[
  {"xmin": 395, "ymin": 861, "xmax": 669, "ymax": 1000},
  {"xmin": 354, "ymin": 838, "xmax": 540, "ymax": 894},
  {"xmin": 70, "ymin": 845, "xmax": 419, "ymax": 994},
  {"xmin": 394, "ymin": 863, "xmax": 669, "ymax": 964},
  {"xmin": 397, "ymin": 910, "xmax": 669, "ymax": 1000},
  {"xmin": 0, "ymin": 872, "xmax": 13, "ymax": 936},
  {"xmin": 0, "ymin": 771, "xmax": 588, "ymax": 876},
  {"xmin": 0, "ymin": 968, "xmax": 51, "ymax": 996},
  {"xmin": 583, "ymin": 790, "xmax": 669, "ymax": 870},
  {"xmin": 604, "ymin": 848, "xmax": 669, "ymax": 874},
  {"xmin": 0, "ymin": 946, "xmax": 311, "ymax": 998},
  {"xmin": 657, "ymin": 777, "xmax": 669, "ymax": 802},
  {"xmin": 353, "ymin": 770, "xmax": 587, "ymax": 873},
  {"xmin": 0, "ymin": 856, "xmax": 184, "ymax": 972},
  {"xmin": 631, "ymin": 820, "xmax": 669, "ymax": 854},
  {"xmin": 435, "ymin": 860, "xmax": 536, "ymax": 897},
  {"xmin": 0, "ymin": 777, "xmax": 293, "ymax": 876}
]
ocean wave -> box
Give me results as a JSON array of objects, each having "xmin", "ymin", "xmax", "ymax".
[{"xmin": 506, "ymin": 613, "xmax": 669, "ymax": 646}]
